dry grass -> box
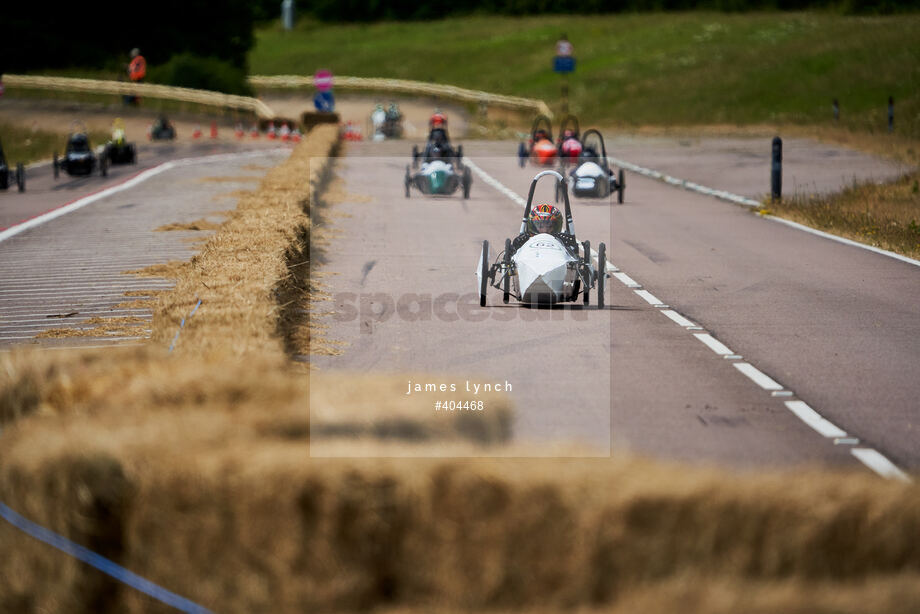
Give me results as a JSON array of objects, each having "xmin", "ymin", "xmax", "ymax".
[
  {"xmin": 198, "ymin": 175, "xmax": 263, "ymax": 183},
  {"xmin": 154, "ymin": 219, "xmax": 223, "ymax": 232},
  {"xmin": 3, "ymin": 124, "xmax": 919, "ymax": 613},
  {"xmin": 766, "ymin": 171, "xmax": 920, "ymax": 259}
]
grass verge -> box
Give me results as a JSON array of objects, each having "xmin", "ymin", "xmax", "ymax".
[
  {"xmin": 252, "ymin": 13, "xmax": 920, "ymax": 138},
  {"xmin": 765, "ymin": 170, "xmax": 920, "ymax": 259}
]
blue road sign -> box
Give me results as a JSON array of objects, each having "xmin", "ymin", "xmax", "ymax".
[{"xmin": 314, "ymin": 90, "xmax": 335, "ymax": 112}]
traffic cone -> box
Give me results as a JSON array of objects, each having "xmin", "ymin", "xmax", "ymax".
[
  {"xmin": 280, "ymin": 122, "xmax": 291, "ymax": 142},
  {"xmin": 234, "ymin": 123, "xmax": 244, "ymax": 139},
  {"xmin": 266, "ymin": 122, "xmax": 277, "ymax": 140},
  {"xmin": 291, "ymin": 128, "xmax": 302, "ymax": 143},
  {"xmin": 192, "ymin": 124, "xmax": 202, "ymax": 139},
  {"xmin": 250, "ymin": 125, "xmax": 260, "ymax": 138},
  {"xmin": 210, "ymin": 122, "xmax": 218, "ymax": 139}
]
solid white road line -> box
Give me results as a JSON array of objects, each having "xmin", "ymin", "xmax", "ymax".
[
  {"xmin": 660, "ymin": 309, "xmax": 697, "ymax": 327},
  {"xmin": 693, "ymin": 333, "xmax": 734, "ymax": 356},
  {"xmin": 784, "ymin": 400, "xmax": 848, "ymax": 438},
  {"xmin": 733, "ymin": 362, "xmax": 784, "ymax": 391},
  {"xmin": 851, "ymin": 448, "xmax": 912, "ymax": 482},
  {"xmin": 607, "ymin": 155, "xmax": 920, "ymax": 269},
  {"xmin": 0, "ymin": 149, "xmax": 289, "ymax": 244}
]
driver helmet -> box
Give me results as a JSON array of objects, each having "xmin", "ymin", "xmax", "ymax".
[
  {"xmin": 580, "ymin": 146, "xmax": 599, "ymax": 162},
  {"xmin": 430, "ymin": 110, "xmax": 447, "ymax": 128},
  {"xmin": 529, "ymin": 203, "xmax": 563, "ymax": 234}
]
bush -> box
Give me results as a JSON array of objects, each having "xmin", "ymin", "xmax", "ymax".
[{"xmin": 147, "ymin": 54, "xmax": 254, "ymax": 97}]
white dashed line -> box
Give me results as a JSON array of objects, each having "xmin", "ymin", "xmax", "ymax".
[
  {"xmin": 733, "ymin": 362, "xmax": 784, "ymax": 391},
  {"xmin": 660, "ymin": 309, "xmax": 697, "ymax": 328},
  {"xmin": 466, "ymin": 155, "xmax": 911, "ymax": 482},
  {"xmin": 634, "ymin": 289, "xmax": 664, "ymax": 306},
  {"xmin": 851, "ymin": 448, "xmax": 912, "ymax": 482},
  {"xmin": 693, "ymin": 333, "xmax": 734, "ymax": 356},
  {"xmin": 612, "ymin": 272, "xmax": 641, "ymax": 288},
  {"xmin": 784, "ymin": 400, "xmax": 848, "ymax": 438}
]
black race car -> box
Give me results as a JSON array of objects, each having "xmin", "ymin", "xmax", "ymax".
[
  {"xmin": 53, "ymin": 123, "xmax": 107, "ymax": 179},
  {"xmin": 103, "ymin": 119, "xmax": 137, "ymax": 165},
  {"xmin": 150, "ymin": 115, "xmax": 176, "ymax": 141},
  {"xmin": 0, "ymin": 138, "xmax": 26, "ymax": 192},
  {"xmin": 411, "ymin": 114, "xmax": 463, "ymax": 168}
]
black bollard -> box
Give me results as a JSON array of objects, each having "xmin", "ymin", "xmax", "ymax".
[
  {"xmin": 771, "ymin": 136, "xmax": 782, "ymax": 202},
  {"xmin": 833, "ymin": 98, "xmax": 839, "ymax": 122},
  {"xmin": 888, "ymin": 96, "xmax": 894, "ymax": 133}
]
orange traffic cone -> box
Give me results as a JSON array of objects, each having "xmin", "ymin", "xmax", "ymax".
[
  {"xmin": 210, "ymin": 122, "xmax": 218, "ymax": 139},
  {"xmin": 266, "ymin": 122, "xmax": 277, "ymax": 140},
  {"xmin": 192, "ymin": 124, "xmax": 202, "ymax": 139},
  {"xmin": 291, "ymin": 129, "xmax": 302, "ymax": 143},
  {"xmin": 250, "ymin": 125, "xmax": 260, "ymax": 138}
]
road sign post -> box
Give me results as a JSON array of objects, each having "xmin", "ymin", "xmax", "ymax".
[
  {"xmin": 553, "ymin": 36, "xmax": 575, "ymax": 115},
  {"xmin": 771, "ymin": 136, "xmax": 783, "ymax": 202}
]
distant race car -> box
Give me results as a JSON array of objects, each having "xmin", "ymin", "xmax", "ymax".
[
  {"xmin": 103, "ymin": 118, "xmax": 137, "ymax": 165},
  {"xmin": 405, "ymin": 159, "xmax": 472, "ymax": 199},
  {"xmin": 568, "ymin": 129, "xmax": 625, "ymax": 203},
  {"xmin": 477, "ymin": 170, "xmax": 607, "ymax": 308},
  {"xmin": 150, "ymin": 115, "xmax": 176, "ymax": 141},
  {"xmin": 0, "ymin": 138, "xmax": 26, "ymax": 192},
  {"xmin": 53, "ymin": 122, "xmax": 107, "ymax": 179},
  {"xmin": 556, "ymin": 115, "xmax": 583, "ymax": 167},
  {"xmin": 412, "ymin": 112, "xmax": 463, "ymax": 168},
  {"xmin": 517, "ymin": 115, "xmax": 556, "ymax": 168}
]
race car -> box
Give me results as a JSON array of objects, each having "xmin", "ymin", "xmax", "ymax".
[
  {"xmin": 568, "ymin": 129, "xmax": 625, "ymax": 203},
  {"xmin": 53, "ymin": 122, "xmax": 107, "ymax": 179},
  {"xmin": 103, "ymin": 118, "xmax": 137, "ymax": 165},
  {"xmin": 405, "ymin": 159, "xmax": 472, "ymax": 199},
  {"xmin": 411, "ymin": 111, "xmax": 462, "ymax": 168},
  {"xmin": 517, "ymin": 115, "xmax": 556, "ymax": 167},
  {"xmin": 556, "ymin": 115, "xmax": 583, "ymax": 166},
  {"xmin": 477, "ymin": 170, "xmax": 607, "ymax": 308},
  {"xmin": 383, "ymin": 103, "xmax": 403, "ymax": 139},
  {"xmin": 150, "ymin": 115, "xmax": 176, "ymax": 141},
  {"xmin": 0, "ymin": 138, "xmax": 26, "ymax": 192}
]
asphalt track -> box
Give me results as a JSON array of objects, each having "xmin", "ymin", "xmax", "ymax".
[
  {"xmin": 310, "ymin": 138, "xmax": 918, "ymax": 474},
  {"xmin": 0, "ymin": 141, "xmax": 290, "ymax": 348},
  {"xmin": 1, "ymin": 129, "xmax": 916, "ymax": 476}
]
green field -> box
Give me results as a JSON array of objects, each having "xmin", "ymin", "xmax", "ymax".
[{"xmin": 251, "ymin": 12, "xmax": 920, "ymax": 137}]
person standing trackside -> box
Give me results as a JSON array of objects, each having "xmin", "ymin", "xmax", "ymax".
[{"xmin": 125, "ymin": 48, "xmax": 146, "ymax": 105}]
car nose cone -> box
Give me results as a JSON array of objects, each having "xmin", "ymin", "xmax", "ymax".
[{"xmin": 515, "ymin": 234, "xmax": 572, "ymax": 303}]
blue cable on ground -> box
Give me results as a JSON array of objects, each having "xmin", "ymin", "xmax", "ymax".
[
  {"xmin": 0, "ymin": 502, "xmax": 212, "ymax": 614},
  {"xmin": 168, "ymin": 298, "xmax": 202, "ymax": 353}
]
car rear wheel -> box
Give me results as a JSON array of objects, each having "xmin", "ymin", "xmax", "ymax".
[
  {"xmin": 618, "ymin": 169, "xmax": 625, "ymax": 204},
  {"xmin": 100, "ymin": 155, "xmax": 108, "ymax": 177},
  {"xmin": 480, "ymin": 240, "xmax": 490, "ymax": 307},
  {"xmin": 517, "ymin": 143, "xmax": 527, "ymax": 168},
  {"xmin": 503, "ymin": 238, "xmax": 512, "ymax": 303},
  {"xmin": 405, "ymin": 165, "xmax": 411, "ymax": 198},
  {"xmin": 16, "ymin": 163, "xmax": 25, "ymax": 192},
  {"xmin": 412, "ymin": 146, "xmax": 419, "ymax": 169},
  {"xmin": 582, "ymin": 240, "xmax": 591, "ymax": 305},
  {"xmin": 597, "ymin": 243, "xmax": 606, "ymax": 309},
  {"xmin": 462, "ymin": 167, "xmax": 472, "ymax": 199},
  {"xmin": 53, "ymin": 153, "xmax": 59, "ymax": 179}
]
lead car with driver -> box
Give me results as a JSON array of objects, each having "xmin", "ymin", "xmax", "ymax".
[{"xmin": 477, "ymin": 170, "xmax": 608, "ymax": 308}]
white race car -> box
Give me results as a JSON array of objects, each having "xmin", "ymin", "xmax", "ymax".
[
  {"xmin": 567, "ymin": 129, "xmax": 625, "ymax": 202},
  {"xmin": 477, "ymin": 170, "xmax": 607, "ymax": 308}
]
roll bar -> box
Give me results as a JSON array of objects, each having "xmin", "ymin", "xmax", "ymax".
[{"xmin": 520, "ymin": 170, "xmax": 575, "ymax": 237}]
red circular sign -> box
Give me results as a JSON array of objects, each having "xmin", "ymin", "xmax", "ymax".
[{"xmin": 314, "ymin": 70, "xmax": 333, "ymax": 92}]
